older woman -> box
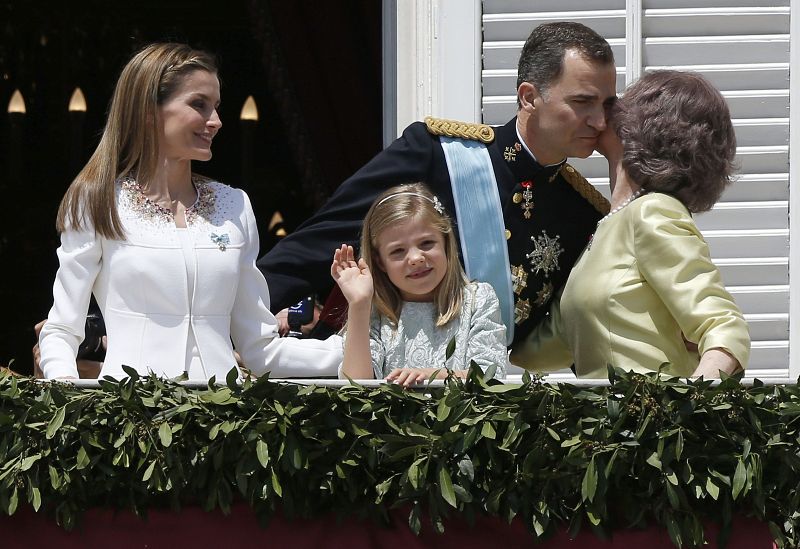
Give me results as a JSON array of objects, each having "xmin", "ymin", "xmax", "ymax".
[
  {"xmin": 514, "ymin": 70, "xmax": 750, "ymax": 378},
  {"xmin": 39, "ymin": 43, "xmax": 341, "ymax": 380}
]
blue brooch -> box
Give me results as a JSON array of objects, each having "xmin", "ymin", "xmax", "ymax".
[{"xmin": 210, "ymin": 232, "xmax": 230, "ymax": 251}]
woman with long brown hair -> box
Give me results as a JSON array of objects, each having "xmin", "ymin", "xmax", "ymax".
[{"xmin": 39, "ymin": 43, "xmax": 340, "ymax": 380}]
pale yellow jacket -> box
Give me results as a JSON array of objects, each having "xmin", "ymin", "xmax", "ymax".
[{"xmin": 512, "ymin": 192, "xmax": 750, "ymax": 377}]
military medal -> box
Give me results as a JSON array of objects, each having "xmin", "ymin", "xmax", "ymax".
[
  {"xmin": 534, "ymin": 282, "xmax": 553, "ymax": 306},
  {"xmin": 527, "ymin": 231, "xmax": 563, "ymax": 275},
  {"xmin": 520, "ymin": 180, "xmax": 534, "ymax": 218},
  {"xmin": 514, "ymin": 298, "xmax": 531, "ymax": 324},
  {"xmin": 504, "ymin": 142, "xmax": 522, "ymax": 163},
  {"xmin": 511, "ymin": 265, "xmax": 528, "ymax": 295}
]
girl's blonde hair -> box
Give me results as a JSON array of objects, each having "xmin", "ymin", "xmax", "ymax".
[
  {"xmin": 56, "ymin": 43, "xmax": 218, "ymax": 239},
  {"xmin": 360, "ymin": 183, "xmax": 468, "ymax": 327}
]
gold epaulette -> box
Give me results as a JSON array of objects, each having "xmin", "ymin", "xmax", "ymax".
[
  {"xmin": 424, "ymin": 116, "xmax": 495, "ymax": 144},
  {"xmin": 559, "ymin": 163, "xmax": 610, "ymax": 215}
]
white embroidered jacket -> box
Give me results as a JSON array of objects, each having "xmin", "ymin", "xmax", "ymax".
[{"xmin": 39, "ymin": 178, "xmax": 342, "ymax": 380}]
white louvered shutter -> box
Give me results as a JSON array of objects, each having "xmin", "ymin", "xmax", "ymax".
[{"xmin": 480, "ymin": 0, "xmax": 792, "ymax": 379}]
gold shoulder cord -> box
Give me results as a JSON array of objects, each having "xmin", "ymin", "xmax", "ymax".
[
  {"xmin": 424, "ymin": 116, "xmax": 495, "ymax": 144},
  {"xmin": 560, "ymin": 164, "xmax": 611, "ymax": 215}
]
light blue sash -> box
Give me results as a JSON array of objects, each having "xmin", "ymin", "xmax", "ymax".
[{"xmin": 440, "ymin": 136, "xmax": 514, "ymax": 345}]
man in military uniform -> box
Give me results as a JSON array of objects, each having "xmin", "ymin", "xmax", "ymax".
[{"xmin": 259, "ymin": 22, "xmax": 616, "ymax": 359}]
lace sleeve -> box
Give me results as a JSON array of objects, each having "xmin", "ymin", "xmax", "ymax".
[{"xmin": 465, "ymin": 282, "xmax": 508, "ymax": 378}]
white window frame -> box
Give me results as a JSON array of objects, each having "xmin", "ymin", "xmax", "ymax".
[
  {"xmin": 790, "ymin": 0, "xmax": 799, "ymax": 379},
  {"xmin": 382, "ymin": 0, "xmax": 482, "ymax": 145}
]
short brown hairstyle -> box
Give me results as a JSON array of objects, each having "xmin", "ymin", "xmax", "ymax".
[
  {"xmin": 516, "ymin": 22, "xmax": 614, "ymax": 97},
  {"xmin": 613, "ymin": 70, "xmax": 737, "ymax": 213}
]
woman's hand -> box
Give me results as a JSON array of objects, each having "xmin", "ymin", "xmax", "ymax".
[
  {"xmin": 331, "ymin": 244, "xmax": 373, "ymax": 307},
  {"xmin": 691, "ymin": 348, "xmax": 742, "ymax": 378}
]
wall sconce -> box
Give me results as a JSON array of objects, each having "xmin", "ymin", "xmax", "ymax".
[
  {"xmin": 240, "ymin": 96, "xmax": 259, "ymax": 188},
  {"xmin": 7, "ymin": 89, "xmax": 26, "ymax": 182},
  {"xmin": 68, "ymin": 87, "xmax": 87, "ymax": 112},
  {"xmin": 7, "ymin": 89, "xmax": 26, "ymax": 114},
  {"xmin": 269, "ymin": 211, "xmax": 287, "ymax": 237},
  {"xmin": 68, "ymin": 87, "xmax": 87, "ymax": 175},
  {"xmin": 240, "ymin": 95, "xmax": 259, "ymax": 121}
]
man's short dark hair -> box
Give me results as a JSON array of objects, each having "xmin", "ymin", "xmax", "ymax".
[
  {"xmin": 613, "ymin": 70, "xmax": 737, "ymax": 213},
  {"xmin": 516, "ymin": 22, "xmax": 615, "ymax": 95}
]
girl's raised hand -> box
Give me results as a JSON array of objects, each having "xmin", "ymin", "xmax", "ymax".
[{"xmin": 331, "ymin": 244, "xmax": 373, "ymax": 306}]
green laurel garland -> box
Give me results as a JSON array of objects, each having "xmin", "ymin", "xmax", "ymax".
[{"xmin": 0, "ymin": 366, "xmax": 798, "ymax": 548}]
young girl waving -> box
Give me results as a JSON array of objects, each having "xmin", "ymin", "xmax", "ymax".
[{"xmin": 331, "ymin": 183, "xmax": 507, "ymax": 386}]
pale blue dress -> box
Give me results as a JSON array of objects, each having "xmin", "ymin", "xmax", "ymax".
[{"xmin": 350, "ymin": 282, "xmax": 508, "ymax": 379}]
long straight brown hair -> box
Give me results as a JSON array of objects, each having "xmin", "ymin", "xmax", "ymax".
[{"xmin": 56, "ymin": 43, "xmax": 217, "ymax": 239}]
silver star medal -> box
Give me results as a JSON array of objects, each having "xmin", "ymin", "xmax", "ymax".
[{"xmin": 526, "ymin": 231, "xmax": 563, "ymax": 275}]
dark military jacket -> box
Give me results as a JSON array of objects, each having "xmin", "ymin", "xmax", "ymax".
[{"xmin": 258, "ymin": 117, "xmax": 609, "ymax": 346}]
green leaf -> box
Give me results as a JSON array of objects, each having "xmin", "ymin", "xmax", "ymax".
[
  {"xmin": 561, "ymin": 435, "xmax": 582, "ymax": 448},
  {"xmin": 142, "ymin": 460, "xmax": 156, "ymax": 481},
  {"xmin": 457, "ymin": 457, "xmax": 474, "ymax": 482},
  {"xmin": 666, "ymin": 471, "xmax": 679, "ymax": 486},
  {"xmin": 436, "ymin": 399, "xmax": 451, "ymax": 422},
  {"xmin": 607, "ymin": 398, "xmax": 621, "ymax": 419},
  {"xmin": 581, "ymin": 458, "xmax": 598, "ymax": 502},
  {"xmin": 225, "ymin": 366, "xmax": 239, "ymax": 389},
  {"xmin": 532, "ymin": 515, "xmax": 546, "ymax": 536},
  {"xmin": 545, "ymin": 427, "xmax": 560, "ymax": 441},
  {"xmin": 158, "ymin": 422, "xmax": 172, "ymax": 447},
  {"xmin": 482, "ymin": 363, "xmax": 498, "ymax": 381},
  {"xmin": 408, "ymin": 460, "xmax": 422, "ymax": 489},
  {"xmin": 30, "ymin": 486, "xmax": 41, "ymax": 511},
  {"xmin": 732, "ymin": 459, "xmax": 747, "ymax": 499},
  {"xmin": 484, "ymin": 384, "xmax": 522, "ymax": 393},
  {"xmin": 445, "ymin": 337, "xmax": 456, "ymax": 360},
  {"xmin": 375, "ymin": 477, "xmax": 393, "ymax": 501},
  {"xmin": 439, "ymin": 467, "xmax": 457, "ymax": 508},
  {"xmin": 675, "ymin": 430, "xmax": 684, "ymax": 460},
  {"xmin": 46, "ymin": 405, "xmax": 66, "ymax": 439},
  {"xmin": 665, "ymin": 514, "xmax": 683, "ymax": 547},
  {"xmin": 706, "ymin": 477, "xmax": 720, "ymax": 500},
  {"xmin": 603, "ymin": 448, "xmax": 619, "ymax": 479},
  {"xmin": 271, "ymin": 469, "xmax": 283, "ymax": 497},
  {"xmin": 19, "ymin": 453, "xmax": 41, "ymax": 472},
  {"xmin": 8, "ymin": 486, "xmax": 18, "ymax": 515},
  {"xmin": 666, "ymin": 482, "xmax": 680, "ymax": 509},
  {"xmin": 48, "ymin": 465, "xmax": 61, "ymax": 490},
  {"xmin": 256, "ymin": 440, "xmax": 269, "ymax": 468},
  {"xmin": 121, "ymin": 365, "xmax": 140, "ymax": 381},
  {"xmin": 452, "ymin": 484, "xmax": 472, "ymax": 503},
  {"xmin": 76, "ymin": 447, "xmax": 90, "ymax": 470},
  {"xmin": 646, "ymin": 452, "xmax": 662, "ymax": 470},
  {"xmin": 408, "ymin": 503, "xmax": 422, "ymax": 535},
  {"xmin": 481, "ymin": 422, "xmax": 496, "ymax": 440}
]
